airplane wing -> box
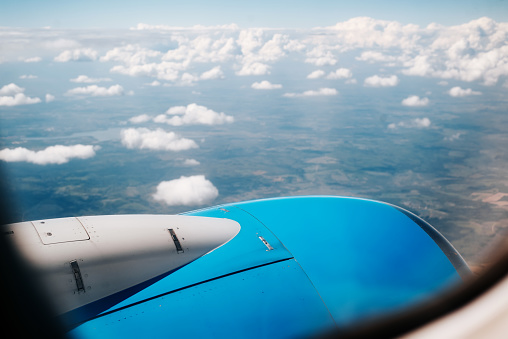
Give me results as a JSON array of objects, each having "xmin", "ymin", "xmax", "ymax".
[{"xmin": 4, "ymin": 196, "xmax": 470, "ymax": 338}]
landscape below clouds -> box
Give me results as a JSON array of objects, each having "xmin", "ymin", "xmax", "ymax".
[{"xmin": 1, "ymin": 16, "xmax": 508, "ymax": 263}]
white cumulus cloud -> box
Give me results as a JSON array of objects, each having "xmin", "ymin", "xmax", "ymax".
[
  {"xmin": 23, "ymin": 57, "xmax": 42, "ymax": 63},
  {"xmin": 121, "ymin": 128, "xmax": 198, "ymax": 151},
  {"xmin": 448, "ymin": 86, "xmax": 482, "ymax": 97},
  {"xmin": 305, "ymin": 47, "xmax": 337, "ymax": 66},
  {"xmin": 307, "ymin": 70, "xmax": 325, "ymax": 79},
  {"xmin": 326, "ymin": 68, "xmax": 353, "ymax": 79},
  {"xmin": 0, "ymin": 83, "xmax": 41, "ymax": 106},
  {"xmin": 0, "ymin": 93, "xmax": 41, "ymax": 106},
  {"xmin": 129, "ymin": 114, "xmax": 151, "ymax": 124},
  {"xmin": 356, "ymin": 51, "xmax": 396, "ymax": 63},
  {"xmin": 45, "ymin": 94, "xmax": 55, "ymax": 103},
  {"xmin": 401, "ymin": 95, "xmax": 429, "ymax": 107},
  {"xmin": 54, "ymin": 48, "xmax": 98, "ymax": 62},
  {"xmin": 283, "ymin": 88, "xmax": 338, "ymax": 98},
  {"xmin": 70, "ymin": 75, "xmax": 112, "ymax": 83},
  {"xmin": 0, "ymin": 145, "xmax": 98, "ymax": 165},
  {"xmin": 101, "ymin": 44, "xmax": 162, "ymax": 64},
  {"xmin": 183, "ymin": 158, "xmax": 200, "ymax": 166},
  {"xmin": 236, "ymin": 62, "xmax": 271, "ymax": 76},
  {"xmin": 0, "ymin": 83, "xmax": 24, "ymax": 96},
  {"xmin": 444, "ymin": 132, "xmax": 462, "ymax": 141},
  {"xmin": 66, "ymin": 84, "xmax": 124, "ymax": 96},
  {"xmin": 153, "ymin": 175, "xmax": 219, "ymax": 206},
  {"xmin": 364, "ymin": 75, "xmax": 399, "ymax": 87},
  {"xmin": 154, "ymin": 103, "xmax": 234, "ymax": 126},
  {"xmin": 388, "ymin": 117, "xmax": 431, "ymax": 129},
  {"xmin": 251, "ymin": 80, "xmax": 282, "ymax": 90},
  {"xmin": 145, "ymin": 80, "xmax": 161, "ymax": 87},
  {"xmin": 19, "ymin": 74, "xmax": 38, "ymax": 79},
  {"xmin": 200, "ymin": 66, "xmax": 225, "ymax": 80}
]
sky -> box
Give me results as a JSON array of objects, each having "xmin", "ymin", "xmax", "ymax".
[{"xmin": 1, "ymin": 0, "xmax": 508, "ymax": 29}]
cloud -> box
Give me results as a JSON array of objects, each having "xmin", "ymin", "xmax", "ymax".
[
  {"xmin": 448, "ymin": 86, "xmax": 482, "ymax": 97},
  {"xmin": 23, "ymin": 57, "xmax": 42, "ymax": 63},
  {"xmin": 154, "ymin": 103, "xmax": 234, "ymax": 126},
  {"xmin": 101, "ymin": 44, "xmax": 162, "ymax": 64},
  {"xmin": 237, "ymin": 29, "xmax": 264, "ymax": 55},
  {"xmin": 45, "ymin": 94, "xmax": 55, "ymax": 103},
  {"xmin": 129, "ymin": 114, "xmax": 151, "ymax": 124},
  {"xmin": 364, "ymin": 75, "xmax": 399, "ymax": 87},
  {"xmin": 235, "ymin": 62, "xmax": 270, "ymax": 76},
  {"xmin": 257, "ymin": 34, "xmax": 288, "ymax": 62},
  {"xmin": 356, "ymin": 51, "xmax": 396, "ymax": 63},
  {"xmin": 0, "ymin": 93, "xmax": 41, "ymax": 106},
  {"xmin": 54, "ymin": 48, "xmax": 98, "ymax": 62},
  {"xmin": 388, "ymin": 117, "xmax": 431, "ymax": 129},
  {"xmin": 401, "ymin": 95, "xmax": 429, "ymax": 107},
  {"xmin": 320, "ymin": 17, "xmax": 420, "ymax": 50},
  {"xmin": 305, "ymin": 47, "xmax": 337, "ymax": 66},
  {"xmin": 444, "ymin": 132, "xmax": 462, "ymax": 141},
  {"xmin": 121, "ymin": 128, "xmax": 198, "ymax": 151},
  {"xmin": 200, "ymin": 66, "xmax": 224, "ymax": 80},
  {"xmin": 145, "ymin": 80, "xmax": 161, "ymax": 86},
  {"xmin": 326, "ymin": 68, "xmax": 353, "ymax": 79},
  {"xmin": 0, "ymin": 145, "xmax": 98, "ymax": 165},
  {"xmin": 0, "ymin": 83, "xmax": 41, "ymax": 106},
  {"xmin": 3, "ymin": 17, "xmax": 507, "ymax": 88},
  {"xmin": 183, "ymin": 158, "xmax": 200, "ymax": 166},
  {"xmin": 153, "ymin": 175, "xmax": 219, "ymax": 206},
  {"xmin": 19, "ymin": 74, "xmax": 38, "ymax": 79},
  {"xmin": 0, "ymin": 83, "xmax": 24, "ymax": 96},
  {"xmin": 66, "ymin": 84, "xmax": 124, "ymax": 96},
  {"xmin": 283, "ymin": 87, "xmax": 338, "ymax": 97},
  {"xmin": 109, "ymin": 61, "xmax": 185, "ymax": 81},
  {"xmin": 403, "ymin": 18, "xmax": 508, "ymax": 85},
  {"xmin": 251, "ymin": 80, "xmax": 282, "ymax": 90},
  {"xmin": 180, "ymin": 72, "xmax": 199, "ymax": 85},
  {"xmin": 307, "ymin": 70, "xmax": 325, "ymax": 79},
  {"xmin": 163, "ymin": 35, "xmax": 237, "ymax": 64},
  {"xmin": 70, "ymin": 75, "xmax": 112, "ymax": 83},
  {"xmin": 284, "ymin": 39, "xmax": 305, "ymax": 52},
  {"xmin": 312, "ymin": 17, "xmax": 508, "ymax": 86},
  {"xmin": 236, "ymin": 29, "xmax": 291, "ymax": 71},
  {"xmin": 131, "ymin": 23, "xmax": 239, "ymax": 31}
]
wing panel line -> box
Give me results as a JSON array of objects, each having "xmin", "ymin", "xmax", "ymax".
[{"xmin": 72, "ymin": 257, "xmax": 293, "ymax": 327}]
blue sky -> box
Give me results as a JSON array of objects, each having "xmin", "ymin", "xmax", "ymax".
[{"xmin": 2, "ymin": 0, "xmax": 508, "ymax": 28}]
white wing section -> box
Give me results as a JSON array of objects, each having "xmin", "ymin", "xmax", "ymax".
[{"xmin": 5, "ymin": 215, "xmax": 240, "ymax": 316}]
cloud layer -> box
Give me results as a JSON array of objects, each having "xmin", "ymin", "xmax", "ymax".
[{"xmin": 0, "ymin": 17, "xmax": 506, "ymax": 89}]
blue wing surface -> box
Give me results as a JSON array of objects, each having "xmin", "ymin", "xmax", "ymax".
[{"xmin": 68, "ymin": 196, "xmax": 469, "ymax": 338}]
